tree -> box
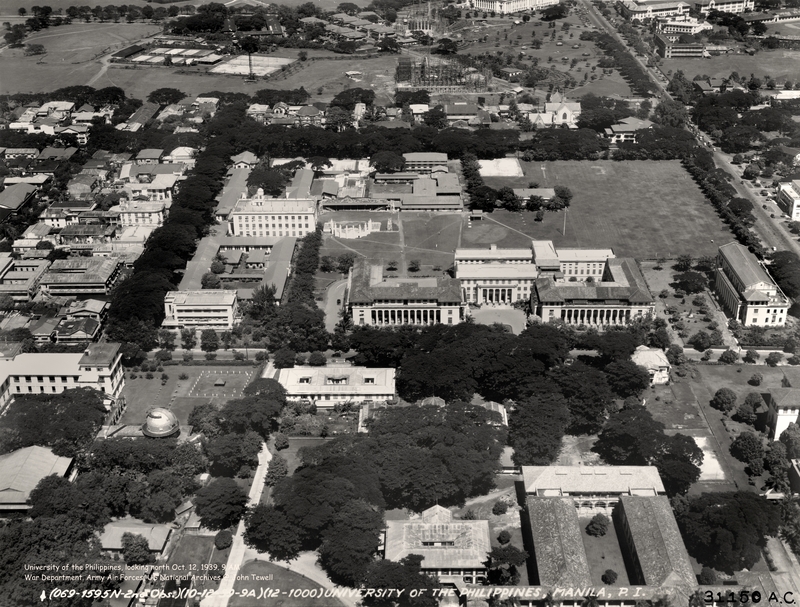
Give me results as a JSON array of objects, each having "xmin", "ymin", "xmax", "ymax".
[
  {"xmin": 201, "ymin": 272, "xmax": 221, "ymax": 289},
  {"xmin": 147, "ymin": 88, "xmax": 186, "ymax": 106},
  {"xmin": 273, "ymin": 348, "xmax": 296, "ymax": 368},
  {"xmin": 698, "ymin": 566, "xmax": 718, "ymax": 585},
  {"xmin": 498, "ymin": 530, "xmax": 511, "ymax": 544},
  {"xmin": 194, "ymin": 478, "xmax": 249, "ymax": 530},
  {"xmin": 486, "ymin": 545, "xmax": 529, "ymax": 586},
  {"xmin": 553, "ymin": 185, "xmax": 573, "ymax": 207},
  {"xmin": 736, "ymin": 401, "xmax": 758, "ymax": 425},
  {"xmin": 674, "ymin": 271, "xmax": 707, "ymax": 294},
  {"xmin": 676, "ymin": 254, "xmax": 693, "ymax": 271},
  {"xmin": 602, "ymin": 569, "xmax": 618, "ymax": 585},
  {"xmin": 181, "ymin": 328, "xmax": 197, "ymax": 350},
  {"xmin": 550, "ymin": 362, "xmax": 613, "ymax": 434},
  {"xmin": 221, "ymin": 396, "xmax": 281, "ymax": 438},
  {"xmin": 309, "ymin": 351, "xmax": 327, "ymax": 366},
  {"xmin": 318, "ymin": 500, "xmax": 385, "ymax": 586},
  {"xmin": 674, "ymin": 492, "xmax": 780, "ymax": 572},
  {"xmin": 422, "ymin": 106, "xmax": 447, "ymax": 129},
  {"xmin": 265, "ymin": 453, "xmax": 288, "ymax": 486},
  {"xmin": 378, "ymin": 37, "xmax": 400, "ymax": 53},
  {"xmin": 247, "ymin": 167, "xmax": 286, "ymax": 197},
  {"xmin": 206, "ymin": 431, "xmax": 262, "ymax": 475},
  {"xmin": 492, "ymin": 501, "xmax": 508, "ymax": 515},
  {"xmin": 121, "ymin": 533, "xmax": 154, "ymax": 565},
  {"xmin": 509, "ymin": 393, "xmax": 570, "ymax": 465},
  {"xmin": 711, "ymin": 388, "xmax": 737, "ymax": 413},
  {"xmin": 780, "ymin": 422, "xmax": 800, "ymax": 458},
  {"xmin": 586, "ymin": 513, "xmax": 610, "ymax": 536},
  {"xmin": 653, "ymin": 98, "xmax": 688, "ymax": 127},
  {"xmin": 240, "ymin": 36, "xmax": 260, "ymax": 79},
  {"xmin": 244, "ymin": 504, "xmax": 303, "ymax": 561},
  {"xmin": 200, "ymin": 329, "xmax": 219, "ymax": 353},
  {"xmin": 370, "ymin": 151, "xmax": 405, "ymax": 173},
  {"xmin": 408, "ymin": 259, "xmax": 421, "ymax": 272},
  {"xmin": 730, "ymin": 431, "xmax": 764, "ymax": 465},
  {"xmin": 766, "ymin": 352, "xmax": 784, "ymax": 367},
  {"xmin": 719, "ymin": 349, "xmax": 739, "ymax": 364},
  {"xmin": 362, "ymin": 555, "xmax": 440, "ymax": 607},
  {"xmin": 435, "ymin": 38, "xmax": 459, "ymax": 54},
  {"xmin": 604, "ymin": 360, "xmax": 651, "ymax": 398}
]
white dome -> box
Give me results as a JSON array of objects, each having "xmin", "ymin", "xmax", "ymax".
[{"xmin": 142, "ymin": 408, "xmax": 179, "ymax": 438}]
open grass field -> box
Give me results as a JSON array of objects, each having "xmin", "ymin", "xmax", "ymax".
[
  {"xmin": 475, "ymin": 160, "xmax": 733, "ymax": 259},
  {"xmin": 168, "ymin": 534, "xmax": 229, "ymax": 594},
  {"xmin": 188, "ymin": 368, "xmax": 256, "ymax": 399},
  {"xmin": 18, "ymin": 22, "xmax": 160, "ymax": 63},
  {"xmin": 579, "ymin": 516, "xmax": 630, "ymax": 586},
  {"xmin": 401, "ymin": 212, "xmax": 463, "ymax": 269},
  {"xmin": 231, "ymin": 560, "xmax": 347, "ymax": 607},
  {"xmin": 662, "ymin": 49, "xmax": 800, "ymax": 86}
]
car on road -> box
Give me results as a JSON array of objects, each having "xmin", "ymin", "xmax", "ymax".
[{"xmin": 761, "ymin": 190, "xmax": 769, "ymax": 195}]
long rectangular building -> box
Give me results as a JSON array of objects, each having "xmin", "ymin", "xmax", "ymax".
[
  {"xmin": 714, "ymin": 242, "xmax": 789, "ymax": 327},
  {"xmin": 229, "ymin": 192, "xmax": 317, "ymax": 238},
  {"xmin": 39, "ymin": 258, "xmax": 122, "ymax": 296},
  {"xmin": 163, "ymin": 290, "xmax": 239, "ymax": 330},
  {"xmin": 472, "ymin": 0, "xmax": 560, "ymax": 14},
  {"xmin": 347, "ymin": 258, "xmax": 465, "ymax": 326},
  {"xmin": 271, "ymin": 364, "xmax": 395, "ymax": 408}
]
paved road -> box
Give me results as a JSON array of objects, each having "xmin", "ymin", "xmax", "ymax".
[{"xmin": 321, "ymin": 279, "xmax": 347, "ymax": 332}]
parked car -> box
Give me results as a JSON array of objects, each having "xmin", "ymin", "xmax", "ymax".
[{"xmin": 760, "ymin": 190, "xmax": 769, "ymax": 195}]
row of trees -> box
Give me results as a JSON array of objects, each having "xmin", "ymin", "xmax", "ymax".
[{"xmin": 579, "ymin": 31, "xmax": 655, "ymax": 97}]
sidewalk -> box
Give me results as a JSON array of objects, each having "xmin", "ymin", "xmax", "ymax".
[{"xmin": 201, "ymin": 443, "xmax": 271, "ymax": 607}]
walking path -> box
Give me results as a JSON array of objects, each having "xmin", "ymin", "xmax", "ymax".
[{"xmin": 201, "ymin": 443, "xmax": 271, "ymax": 607}]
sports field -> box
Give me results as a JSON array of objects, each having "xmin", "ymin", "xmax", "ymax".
[
  {"xmin": 211, "ymin": 55, "xmax": 294, "ymax": 76},
  {"xmin": 662, "ymin": 49, "xmax": 800, "ymax": 85},
  {"xmin": 475, "ymin": 160, "xmax": 734, "ymax": 259},
  {"xmin": 188, "ymin": 368, "xmax": 256, "ymax": 399}
]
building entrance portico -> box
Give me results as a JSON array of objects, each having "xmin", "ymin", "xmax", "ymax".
[{"xmin": 480, "ymin": 287, "xmax": 514, "ymax": 303}]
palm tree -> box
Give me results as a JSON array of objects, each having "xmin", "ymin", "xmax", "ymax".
[{"xmin": 239, "ymin": 36, "xmax": 259, "ymax": 80}]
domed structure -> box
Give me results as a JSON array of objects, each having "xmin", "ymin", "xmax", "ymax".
[{"xmin": 141, "ymin": 408, "xmax": 180, "ymax": 438}]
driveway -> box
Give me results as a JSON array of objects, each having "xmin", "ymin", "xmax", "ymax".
[{"xmin": 321, "ymin": 279, "xmax": 347, "ymax": 332}]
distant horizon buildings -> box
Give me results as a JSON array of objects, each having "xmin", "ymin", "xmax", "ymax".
[{"xmin": 470, "ymin": 0, "xmax": 560, "ymax": 15}]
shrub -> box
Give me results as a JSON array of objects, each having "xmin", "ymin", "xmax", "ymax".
[
  {"xmin": 586, "ymin": 513, "xmax": 610, "ymax": 537},
  {"xmin": 255, "ymin": 351, "xmax": 267, "ymax": 361},
  {"xmin": 461, "ymin": 509, "xmax": 477, "ymax": 520},
  {"xmin": 698, "ymin": 566, "xmax": 718, "ymax": 585},
  {"xmin": 498, "ymin": 530, "xmax": 512, "ymax": 545},
  {"xmin": 205, "ymin": 352, "xmax": 217, "ymax": 360},
  {"xmin": 179, "ymin": 373, "xmax": 189, "ymax": 380},
  {"xmin": 274, "ymin": 433, "xmax": 289, "ymax": 450},
  {"xmin": 719, "ymin": 349, "xmax": 739, "ymax": 364},
  {"xmin": 161, "ymin": 373, "xmax": 169, "ymax": 381},
  {"xmin": 492, "ymin": 501, "xmax": 509, "ymax": 515},
  {"xmin": 214, "ymin": 530, "xmax": 233, "ymax": 550},
  {"xmin": 130, "ymin": 373, "xmax": 137, "ymax": 379},
  {"xmin": 308, "ymin": 351, "xmax": 327, "ymax": 366},
  {"xmin": 743, "ymin": 350, "xmax": 760, "ymax": 364},
  {"xmin": 183, "ymin": 352, "xmax": 193, "ymax": 362},
  {"xmin": 789, "ymin": 355, "xmax": 800, "ymax": 366},
  {"xmin": 602, "ymin": 569, "xmax": 618, "ymax": 585},
  {"xmin": 711, "ymin": 387, "xmax": 737, "ymax": 413},
  {"xmin": 145, "ymin": 372, "xmax": 154, "ymax": 380},
  {"xmin": 749, "ymin": 373, "xmax": 763, "ymax": 386}
]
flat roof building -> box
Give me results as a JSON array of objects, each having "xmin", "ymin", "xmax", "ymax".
[
  {"xmin": 163, "ymin": 290, "xmax": 240, "ymax": 330},
  {"xmin": 228, "ymin": 190, "xmax": 317, "ymax": 238},
  {"xmin": 0, "ymin": 254, "xmax": 50, "ymax": 301},
  {"xmin": 40, "ymin": 258, "xmax": 122, "ymax": 296}
]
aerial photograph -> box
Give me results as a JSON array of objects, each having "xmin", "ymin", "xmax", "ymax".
[{"xmin": 2, "ymin": 0, "xmax": 800, "ymax": 604}]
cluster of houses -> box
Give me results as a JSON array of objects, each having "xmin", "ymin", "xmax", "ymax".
[{"xmin": 5, "ymin": 101, "xmax": 102, "ymax": 145}]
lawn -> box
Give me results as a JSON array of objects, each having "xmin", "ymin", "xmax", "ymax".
[
  {"xmin": 167, "ymin": 534, "xmax": 230, "ymax": 595},
  {"xmin": 230, "ymin": 560, "xmax": 346, "ymax": 607},
  {"xmin": 280, "ymin": 437, "xmax": 329, "ymax": 475},
  {"xmin": 188, "ymin": 368, "xmax": 257, "ymax": 400},
  {"xmin": 662, "ymin": 49, "xmax": 800, "ymax": 85},
  {"xmin": 401, "ymin": 212, "xmax": 463, "ymax": 270},
  {"xmin": 579, "ymin": 517, "xmax": 630, "ymax": 587},
  {"xmin": 474, "ymin": 160, "xmax": 734, "ymax": 259}
]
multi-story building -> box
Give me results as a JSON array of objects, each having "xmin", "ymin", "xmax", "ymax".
[
  {"xmin": 604, "ymin": 117, "xmax": 654, "ymax": 144},
  {"xmin": 714, "ymin": 242, "xmax": 789, "ymax": 327},
  {"xmin": 471, "ymin": 0, "xmax": 559, "ymax": 13},
  {"xmin": 778, "ymin": 180, "xmax": 800, "ymax": 221},
  {"xmin": 0, "ymin": 342, "xmax": 125, "ymax": 411},
  {"xmin": 620, "ymin": 0, "xmax": 690, "ymax": 21},
  {"xmin": 402, "ymin": 152, "xmax": 448, "ymax": 173},
  {"xmin": 347, "ymin": 258, "xmax": 465, "ymax": 326},
  {"xmin": 659, "ymin": 16, "xmax": 713, "ymax": 34},
  {"xmin": 109, "ymin": 200, "xmax": 168, "ymax": 227},
  {"xmin": 694, "ymin": 0, "xmax": 754, "ymax": 13},
  {"xmin": 533, "ymin": 257, "xmax": 655, "ymax": 326},
  {"xmin": 272, "ymin": 364, "xmax": 396, "ymax": 409},
  {"xmin": 163, "ymin": 290, "xmax": 240, "ymax": 330},
  {"xmin": 0, "ymin": 255, "xmax": 50, "ymax": 301},
  {"xmin": 39, "ymin": 258, "xmax": 122, "ymax": 296},
  {"xmin": 654, "ymin": 33, "xmax": 705, "ymax": 58},
  {"xmin": 228, "ymin": 191, "xmax": 317, "ymax": 238},
  {"xmin": 384, "ymin": 505, "xmax": 490, "ymax": 584}
]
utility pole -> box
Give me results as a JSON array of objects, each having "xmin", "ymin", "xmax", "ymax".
[{"xmin": 563, "ymin": 208, "xmax": 567, "ymax": 236}]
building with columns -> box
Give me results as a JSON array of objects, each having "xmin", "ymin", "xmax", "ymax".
[
  {"xmin": 532, "ymin": 258, "xmax": 654, "ymax": 326},
  {"xmin": 714, "ymin": 242, "xmax": 789, "ymax": 327},
  {"xmin": 471, "ymin": 0, "xmax": 560, "ymax": 14},
  {"xmin": 455, "ymin": 241, "xmax": 614, "ymax": 305},
  {"xmin": 346, "ymin": 258, "xmax": 465, "ymax": 326}
]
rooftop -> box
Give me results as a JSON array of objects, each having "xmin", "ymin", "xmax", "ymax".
[
  {"xmin": 619, "ymin": 495, "xmax": 696, "ymax": 586},
  {"xmin": 275, "ymin": 364, "xmax": 395, "ymax": 395},
  {"xmin": 231, "ymin": 196, "xmax": 317, "ymax": 215},
  {"xmin": 0, "ymin": 446, "xmax": 72, "ymax": 508},
  {"xmin": 403, "ymin": 152, "xmax": 448, "ymax": 162},
  {"xmin": 535, "ymin": 258, "xmax": 653, "ymax": 304},
  {"xmin": 0, "ymin": 183, "xmax": 37, "ymax": 210},
  {"xmin": 42, "ymin": 258, "xmax": 121, "ymax": 285},
  {"xmin": 384, "ymin": 505, "xmax": 491, "ymax": 570},
  {"xmin": 79, "ymin": 342, "xmax": 121, "ymax": 366},
  {"xmin": 99, "ymin": 519, "xmax": 172, "ymax": 552},
  {"xmin": 719, "ymin": 242, "xmax": 774, "ymax": 289},
  {"xmin": 631, "ymin": 345, "xmax": 670, "ymax": 370},
  {"xmin": 136, "ymin": 148, "xmax": 164, "ymax": 160},
  {"xmin": 522, "ymin": 465, "xmax": 666, "ymax": 495},
  {"xmin": 348, "ymin": 258, "xmax": 462, "ymax": 305},
  {"xmin": 166, "ymin": 290, "xmax": 238, "ymax": 306},
  {"xmin": 526, "ymin": 497, "xmax": 593, "ymax": 586}
]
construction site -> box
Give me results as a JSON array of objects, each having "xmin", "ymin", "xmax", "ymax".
[{"xmin": 395, "ymin": 55, "xmax": 492, "ymax": 93}]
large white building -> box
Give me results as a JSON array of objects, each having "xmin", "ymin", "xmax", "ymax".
[
  {"xmin": 271, "ymin": 364, "xmax": 396, "ymax": 409},
  {"xmin": 0, "ymin": 343, "xmax": 125, "ymax": 411},
  {"xmin": 619, "ymin": 0, "xmax": 689, "ymax": 21},
  {"xmin": 714, "ymin": 242, "xmax": 789, "ymax": 327},
  {"xmin": 455, "ymin": 241, "xmax": 614, "ymax": 304},
  {"xmin": 228, "ymin": 189, "xmax": 317, "ymax": 238},
  {"xmin": 109, "ymin": 200, "xmax": 168, "ymax": 227},
  {"xmin": 347, "ymin": 258, "xmax": 465, "ymax": 326},
  {"xmin": 471, "ymin": 0, "xmax": 559, "ymax": 14},
  {"xmin": 694, "ymin": 0, "xmax": 754, "ymax": 13},
  {"xmin": 778, "ymin": 180, "xmax": 800, "ymax": 221},
  {"xmin": 163, "ymin": 290, "xmax": 240, "ymax": 330}
]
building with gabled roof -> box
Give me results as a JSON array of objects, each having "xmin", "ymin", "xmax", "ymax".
[
  {"xmin": 99, "ymin": 519, "xmax": 172, "ymax": 553},
  {"xmin": 0, "ymin": 183, "xmax": 37, "ymax": 212},
  {"xmin": 347, "ymin": 257, "xmax": 465, "ymax": 326},
  {"xmin": 0, "ymin": 446, "xmax": 74, "ymax": 511},
  {"xmin": 384, "ymin": 505, "xmax": 490, "ymax": 584},
  {"xmin": 524, "ymin": 497, "xmax": 593, "ymax": 586},
  {"xmin": 40, "ymin": 258, "xmax": 122, "ymax": 296},
  {"xmin": 615, "ymin": 495, "xmax": 696, "ymax": 587},
  {"xmin": 631, "ymin": 345, "xmax": 671, "ymax": 385},
  {"xmin": 231, "ymin": 151, "xmax": 259, "ymax": 169},
  {"xmin": 271, "ymin": 363, "xmax": 396, "ymax": 408},
  {"xmin": 714, "ymin": 242, "xmax": 789, "ymax": 327}
]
